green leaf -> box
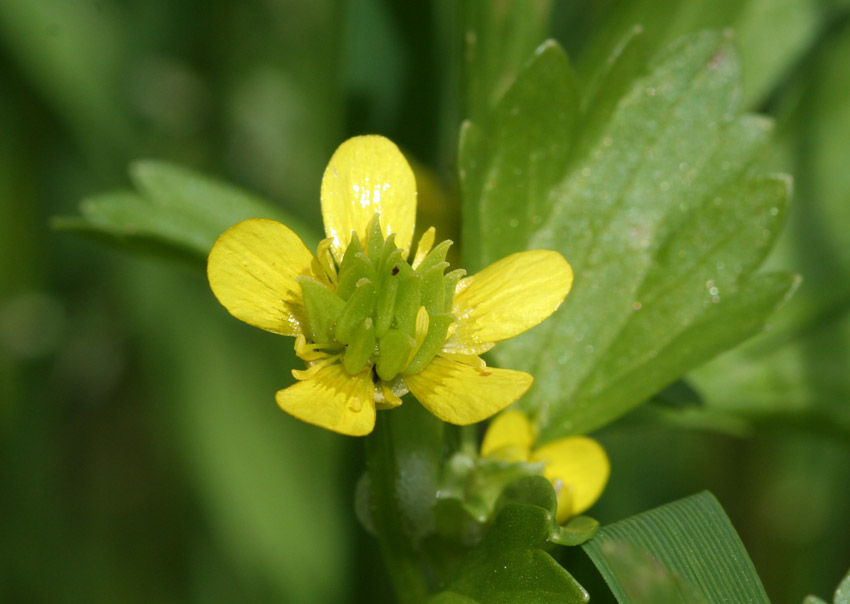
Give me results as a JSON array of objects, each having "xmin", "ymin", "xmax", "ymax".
[
  {"xmin": 461, "ymin": 32, "xmax": 796, "ymax": 441},
  {"xmin": 53, "ymin": 161, "xmax": 317, "ymax": 267},
  {"xmin": 688, "ymin": 21, "xmax": 850, "ymax": 439},
  {"xmin": 591, "ymin": 541, "xmax": 711, "ymax": 604},
  {"xmin": 460, "ymin": 40, "xmax": 579, "ymax": 272},
  {"xmin": 583, "ymin": 491, "xmax": 770, "ymax": 604},
  {"xmin": 429, "ymin": 503, "xmax": 589, "ymax": 604},
  {"xmin": 573, "ymin": 0, "xmax": 822, "ymax": 108},
  {"xmin": 461, "ymin": 0, "xmax": 554, "ymax": 123}
]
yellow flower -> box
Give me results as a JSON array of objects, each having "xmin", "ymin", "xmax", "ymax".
[
  {"xmin": 207, "ymin": 135, "xmax": 572, "ymax": 436},
  {"xmin": 481, "ymin": 410, "xmax": 609, "ymax": 523}
]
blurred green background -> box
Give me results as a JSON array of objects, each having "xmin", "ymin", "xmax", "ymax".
[{"xmin": 1, "ymin": 1, "xmax": 849, "ymax": 602}]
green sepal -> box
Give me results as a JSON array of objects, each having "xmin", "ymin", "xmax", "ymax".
[
  {"xmin": 343, "ymin": 318, "xmax": 376, "ymax": 375},
  {"xmin": 375, "ymin": 273, "xmax": 400, "ymax": 338},
  {"xmin": 443, "ymin": 269, "xmax": 466, "ymax": 313},
  {"xmin": 337, "ymin": 234, "xmax": 374, "ymax": 300},
  {"xmin": 394, "ymin": 274, "xmax": 423, "ymax": 338},
  {"xmin": 552, "ymin": 516, "xmax": 600, "ymax": 547},
  {"xmin": 421, "ymin": 262, "xmax": 450, "ymax": 318},
  {"xmin": 404, "ymin": 313, "xmax": 454, "ymax": 375},
  {"xmin": 334, "ymin": 280, "xmax": 377, "ymax": 344},
  {"xmin": 394, "ymin": 256, "xmax": 417, "ymax": 279},
  {"xmin": 416, "ymin": 239, "xmax": 453, "ymax": 274},
  {"xmin": 494, "ymin": 476, "xmax": 599, "ymax": 546},
  {"xmin": 494, "ymin": 475, "xmax": 557, "ymax": 516},
  {"xmin": 376, "ymin": 235, "xmax": 403, "ymax": 284},
  {"xmin": 365, "ymin": 213, "xmax": 385, "ymax": 260},
  {"xmin": 377, "ymin": 329, "xmax": 417, "ymax": 381},
  {"xmin": 297, "ymin": 276, "xmax": 345, "ymax": 344}
]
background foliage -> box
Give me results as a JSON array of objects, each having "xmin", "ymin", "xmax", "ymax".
[{"xmin": 1, "ymin": 0, "xmax": 849, "ymax": 602}]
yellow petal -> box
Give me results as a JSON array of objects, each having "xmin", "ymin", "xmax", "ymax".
[
  {"xmin": 530, "ymin": 436, "xmax": 610, "ymax": 522},
  {"xmin": 448, "ymin": 250, "xmax": 573, "ymax": 354},
  {"xmin": 321, "ymin": 135, "xmax": 416, "ymax": 262},
  {"xmin": 275, "ymin": 363, "xmax": 376, "ymax": 436},
  {"xmin": 405, "ymin": 357, "xmax": 533, "ymax": 425},
  {"xmin": 207, "ymin": 218, "xmax": 314, "ymax": 336},
  {"xmin": 480, "ymin": 410, "xmax": 536, "ymax": 460}
]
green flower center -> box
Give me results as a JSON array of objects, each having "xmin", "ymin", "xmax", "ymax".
[{"xmin": 298, "ymin": 214, "xmax": 465, "ymax": 383}]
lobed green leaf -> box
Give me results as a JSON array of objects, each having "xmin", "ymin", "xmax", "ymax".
[
  {"xmin": 461, "ymin": 31, "xmax": 797, "ymax": 440},
  {"xmin": 428, "ymin": 503, "xmax": 589, "ymax": 604},
  {"xmin": 688, "ymin": 21, "xmax": 850, "ymax": 439},
  {"xmin": 53, "ymin": 161, "xmax": 316, "ymax": 267}
]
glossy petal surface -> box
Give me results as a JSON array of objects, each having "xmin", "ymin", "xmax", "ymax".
[
  {"xmin": 530, "ymin": 436, "xmax": 609, "ymax": 521},
  {"xmin": 207, "ymin": 218, "xmax": 314, "ymax": 336},
  {"xmin": 321, "ymin": 136, "xmax": 416, "ymax": 262},
  {"xmin": 480, "ymin": 410, "xmax": 535, "ymax": 460},
  {"xmin": 275, "ymin": 363, "xmax": 376, "ymax": 436},
  {"xmin": 405, "ymin": 357, "xmax": 533, "ymax": 425},
  {"xmin": 449, "ymin": 250, "xmax": 573, "ymax": 353}
]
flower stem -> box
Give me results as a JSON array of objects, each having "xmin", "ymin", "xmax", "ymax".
[{"xmin": 365, "ymin": 402, "xmax": 444, "ymax": 604}]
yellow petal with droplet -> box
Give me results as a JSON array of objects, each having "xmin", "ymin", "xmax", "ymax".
[
  {"xmin": 321, "ymin": 135, "xmax": 416, "ymax": 262},
  {"xmin": 207, "ymin": 218, "xmax": 314, "ymax": 336},
  {"xmin": 530, "ymin": 436, "xmax": 609, "ymax": 522},
  {"xmin": 405, "ymin": 357, "xmax": 533, "ymax": 425},
  {"xmin": 480, "ymin": 410, "xmax": 536, "ymax": 460},
  {"xmin": 449, "ymin": 250, "xmax": 573, "ymax": 353},
  {"xmin": 275, "ymin": 363, "xmax": 376, "ymax": 436}
]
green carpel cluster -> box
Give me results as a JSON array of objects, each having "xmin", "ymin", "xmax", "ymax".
[{"xmin": 298, "ymin": 215, "xmax": 464, "ymax": 382}]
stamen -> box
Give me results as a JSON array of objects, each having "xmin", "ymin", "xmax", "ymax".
[
  {"xmin": 402, "ymin": 306, "xmax": 429, "ymax": 371},
  {"xmin": 291, "ymin": 356, "xmax": 337, "ymax": 380},
  {"xmin": 379, "ymin": 381, "xmax": 403, "ymax": 408},
  {"xmin": 294, "ymin": 334, "xmax": 331, "ymax": 362},
  {"xmin": 412, "ymin": 227, "xmax": 436, "ymax": 269},
  {"xmin": 316, "ymin": 239, "xmax": 338, "ymax": 287}
]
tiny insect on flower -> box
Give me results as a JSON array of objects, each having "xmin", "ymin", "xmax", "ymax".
[
  {"xmin": 207, "ymin": 135, "xmax": 573, "ymax": 436},
  {"xmin": 481, "ymin": 410, "xmax": 609, "ymax": 523}
]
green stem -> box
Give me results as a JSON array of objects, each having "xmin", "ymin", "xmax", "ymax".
[{"xmin": 365, "ymin": 403, "xmax": 444, "ymax": 604}]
